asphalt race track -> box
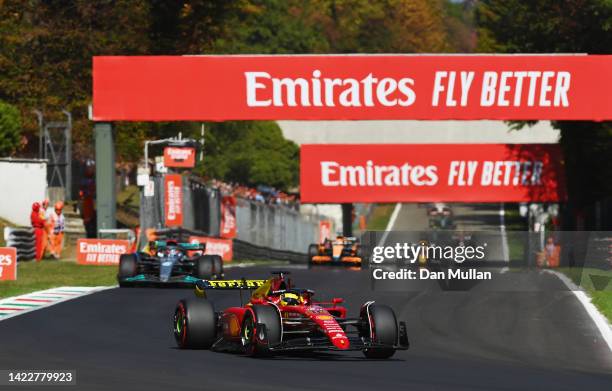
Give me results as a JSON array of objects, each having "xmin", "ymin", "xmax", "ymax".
[
  {"xmin": 1, "ymin": 203, "xmax": 612, "ymax": 390},
  {"xmin": 0, "ymin": 264, "xmax": 611, "ymax": 391}
]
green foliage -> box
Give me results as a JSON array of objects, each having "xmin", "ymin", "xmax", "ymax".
[
  {"xmin": 0, "ymin": 0, "xmax": 474, "ymax": 189},
  {"xmin": 0, "ymin": 100, "xmax": 22, "ymax": 156},
  {"xmin": 197, "ymin": 121, "xmax": 299, "ymax": 191},
  {"xmin": 476, "ymin": 0, "xmax": 612, "ymax": 53},
  {"xmin": 214, "ymin": 0, "xmax": 330, "ymax": 54}
]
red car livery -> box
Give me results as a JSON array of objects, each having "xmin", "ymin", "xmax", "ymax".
[{"xmin": 173, "ymin": 271, "xmax": 408, "ymax": 358}]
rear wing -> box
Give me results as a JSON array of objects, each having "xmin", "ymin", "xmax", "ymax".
[
  {"xmin": 150, "ymin": 240, "xmax": 205, "ymax": 251},
  {"xmin": 196, "ymin": 279, "xmax": 266, "ymax": 290},
  {"xmin": 194, "ymin": 279, "xmax": 267, "ymax": 298}
]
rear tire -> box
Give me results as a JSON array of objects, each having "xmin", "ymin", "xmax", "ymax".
[
  {"xmin": 307, "ymin": 244, "xmax": 318, "ymax": 266},
  {"xmin": 173, "ymin": 298, "xmax": 217, "ymax": 349},
  {"xmin": 194, "ymin": 255, "xmax": 214, "ymax": 279},
  {"xmin": 118, "ymin": 254, "xmax": 138, "ymax": 286},
  {"xmin": 242, "ymin": 305, "xmax": 282, "ymax": 356},
  {"xmin": 361, "ymin": 304, "xmax": 398, "ymax": 359}
]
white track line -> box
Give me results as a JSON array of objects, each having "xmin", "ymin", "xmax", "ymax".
[
  {"xmin": 543, "ymin": 269, "xmax": 612, "ymax": 353},
  {"xmin": 499, "ymin": 202, "xmax": 509, "ymax": 262},
  {"xmin": 0, "ymin": 286, "xmax": 115, "ymax": 322},
  {"xmin": 377, "ymin": 203, "xmax": 402, "ymax": 247}
]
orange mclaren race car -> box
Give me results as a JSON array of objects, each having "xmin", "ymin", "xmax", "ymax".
[{"xmin": 308, "ymin": 236, "xmax": 363, "ymax": 266}]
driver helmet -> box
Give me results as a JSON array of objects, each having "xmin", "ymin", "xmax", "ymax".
[{"xmin": 279, "ymin": 292, "xmax": 302, "ymax": 306}]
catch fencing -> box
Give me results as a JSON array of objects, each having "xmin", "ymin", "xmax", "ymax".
[
  {"xmin": 235, "ymin": 198, "xmax": 324, "ymax": 253},
  {"xmin": 139, "ymin": 175, "xmax": 220, "ymax": 246},
  {"xmin": 140, "ymin": 175, "xmax": 324, "ymax": 255}
]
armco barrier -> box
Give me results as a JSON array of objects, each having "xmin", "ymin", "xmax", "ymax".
[
  {"xmin": 3, "ymin": 227, "xmax": 36, "ymax": 261},
  {"xmin": 233, "ymin": 239, "xmax": 306, "ymax": 264}
]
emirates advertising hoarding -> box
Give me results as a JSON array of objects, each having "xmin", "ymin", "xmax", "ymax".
[
  {"xmin": 76, "ymin": 239, "xmax": 130, "ymax": 265},
  {"xmin": 163, "ymin": 147, "xmax": 196, "ymax": 168},
  {"xmin": 92, "ymin": 55, "xmax": 612, "ymax": 121},
  {"xmin": 164, "ymin": 174, "xmax": 183, "ymax": 227},
  {"xmin": 300, "ymin": 144, "xmax": 566, "ymax": 203}
]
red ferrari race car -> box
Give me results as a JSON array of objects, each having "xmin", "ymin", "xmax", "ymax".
[
  {"xmin": 308, "ymin": 236, "xmax": 363, "ymax": 267},
  {"xmin": 173, "ymin": 271, "xmax": 408, "ymax": 358}
]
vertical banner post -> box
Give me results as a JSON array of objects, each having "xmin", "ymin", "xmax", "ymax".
[{"xmin": 94, "ymin": 122, "xmax": 116, "ymax": 235}]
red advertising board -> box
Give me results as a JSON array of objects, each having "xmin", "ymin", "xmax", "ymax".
[
  {"xmin": 76, "ymin": 239, "xmax": 129, "ymax": 265},
  {"xmin": 300, "ymin": 144, "xmax": 566, "ymax": 203},
  {"xmin": 319, "ymin": 220, "xmax": 332, "ymax": 243},
  {"xmin": 164, "ymin": 174, "xmax": 183, "ymax": 226},
  {"xmin": 93, "ymin": 55, "xmax": 612, "ymax": 121},
  {"xmin": 220, "ymin": 196, "xmax": 237, "ymax": 239},
  {"xmin": 163, "ymin": 147, "xmax": 196, "ymax": 168},
  {"xmin": 0, "ymin": 247, "xmax": 17, "ymax": 281},
  {"xmin": 188, "ymin": 236, "xmax": 233, "ymax": 262}
]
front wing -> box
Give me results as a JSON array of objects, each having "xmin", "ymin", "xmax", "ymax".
[
  {"xmin": 119, "ymin": 274, "xmax": 200, "ymax": 287},
  {"xmin": 259, "ymin": 321, "xmax": 409, "ymax": 352}
]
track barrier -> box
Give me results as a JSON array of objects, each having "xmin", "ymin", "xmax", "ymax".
[{"xmin": 3, "ymin": 227, "xmax": 35, "ymax": 261}]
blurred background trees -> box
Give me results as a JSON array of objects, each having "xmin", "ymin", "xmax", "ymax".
[
  {"xmin": 3, "ymin": 0, "xmax": 610, "ymax": 201},
  {"xmin": 0, "ymin": 0, "xmax": 471, "ymax": 191}
]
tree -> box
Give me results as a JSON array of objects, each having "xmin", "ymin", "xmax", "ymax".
[
  {"xmin": 475, "ymin": 0, "xmax": 612, "ymax": 227},
  {"xmin": 196, "ymin": 121, "xmax": 299, "ymax": 191},
  {"xmin": 306, "ymin": 0, "xmax": 452, "ymax": 53},
  {"xmin": 0, "ymin": 100, "xmax": 22, "ymax": 157}
]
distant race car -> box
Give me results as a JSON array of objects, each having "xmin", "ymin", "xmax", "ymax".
[
  {"xmin": 173, "ymin": 271, "xmax": 409, "ymax": 357},
  {"xmin": 428, "ymin": 205, "xmax": 455, "ymax": 230},
  {"xmin": 308, "ymin": 236, "xmax": 363, "ymax": 266},
  {"xmin": 117, "ymin": 240, "xmax": 224, "ymax": 287}
]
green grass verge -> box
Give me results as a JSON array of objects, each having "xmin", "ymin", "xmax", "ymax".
[
  {"xmin": 367, "ymin": 203, "xmax": 396, "ymax": 231},
  {"xmin": 0, "ymin": 258, "xmax": 286, "ymax": 299},
  {"xmin": 557, "ymin": 267, "xmax": 612, "ymax": 323},
  {"xmin": 0, "ymin": 261, "xmax": 117, "ymax": 299}
]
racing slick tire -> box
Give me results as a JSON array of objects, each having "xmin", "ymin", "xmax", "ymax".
[
  {"xmin": 241, "ymin": 305, "xmax": 282, "ymax": 357},
  {"xmin": 307, "ymin": 244, "xmax": 318, "ymax": 266},
  {"xmin": 355, "ymin": 245, "xmax": 367, "ymax": 269},
  {"xmin": 173, "ymin": 298, "xmax": 217, "ymax": 349},
  {"xmin": 195, "ymin": 255, "xmax": 215, "ymax": 279},
  {"xmin": 361, "ymin": 304, "xmax": 398, "ymax": 359},
  {"xmin": 211, "ymin": 255, "xmax": 224, "ymax": 279},
  {"xmin": 118, "ymin": 254, "xmax": 138, "ymax": 287}
]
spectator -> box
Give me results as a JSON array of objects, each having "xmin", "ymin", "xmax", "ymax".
[
  {"xmin": 80, "ymin": 164, "xmax": 96, "ymax": 238},
  {"xmin": 49, "ymin": 202, "xmax": 65, "ymax": 259},
  {"xmin": 41, "ymin": 199, "xmax": 53, "ymax": 257},
  {"xmin": 30, "ymin": 202, "xmax": 45, "ymax": 261}
]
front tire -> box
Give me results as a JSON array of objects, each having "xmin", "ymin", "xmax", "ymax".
[
  {"xmin": 307, "ymin": 244, "xmax": 318, "ymax": 265},
  {"xmin": 118, "ymin": 254, "xmax": 138, "ymax": 286},
  {"xmin": 361, "ymin": 304, "xmax": 398, "ymax": 359},
  {"xmin": 241, "ymin": 305, "xmax": 282, "ymax": 356},
  {"xmin": 173, "ymin": 298, "xmax": 217, "ymax": 349}
]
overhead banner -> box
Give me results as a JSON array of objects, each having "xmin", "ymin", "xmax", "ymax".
[
  {"xmin": 164, "ymin": 174, "xmax": 183, "ymax": 227},
  {"xmin": 93, "ymin": 55, "xmax": 612, "ymax": 121},
  {"xmin": 76, "ymin": 239, "xmax": 129, "ymax": 265},
  {"xmin": 163, "ymin": 147, "xmax": 196, "ymax": 168},
  {"xmin": 300, "ymin": 144, "xmax": 566, "ymax": 203}
]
